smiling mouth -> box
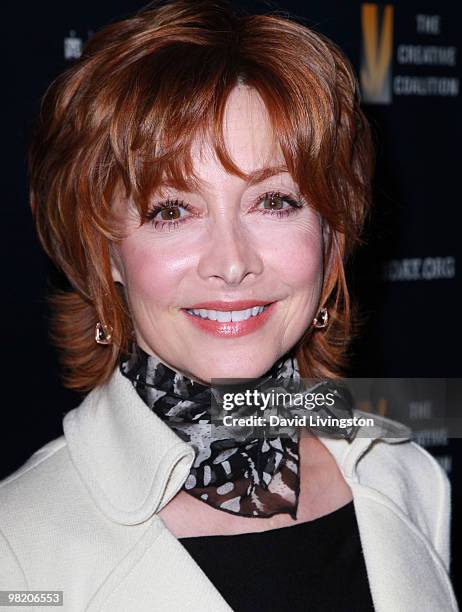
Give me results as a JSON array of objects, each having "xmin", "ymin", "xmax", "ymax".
[
  {"xmin": 180, "ymin": 301, "xmax": 276, "ymax": 338},
  {"xmin": 184, "ymin": 304, "xmax": 272, "ymax": 322}
]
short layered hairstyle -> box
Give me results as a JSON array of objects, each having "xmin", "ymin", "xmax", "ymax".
[{"xmin": 28, "ymin": 0, "xmax": 375, "ymax": 392}]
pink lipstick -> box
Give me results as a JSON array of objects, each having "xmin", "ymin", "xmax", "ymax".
[{"xmin": 181, "ymin": 300, "xmax": 276, "ymax": 338}]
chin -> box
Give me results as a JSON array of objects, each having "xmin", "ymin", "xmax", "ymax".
[{"xmin": 196, "ymin": 356, "xmax": 276, "ymax": 383}]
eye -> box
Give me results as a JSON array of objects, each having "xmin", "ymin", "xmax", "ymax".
[
  {"xmin": 144, "ymin": 190, "xmax": 305, "ymax": 232},
  {"xmin": 156, "ymin": 206, "xmax": 183, "ymax": 221},
  {"xmin": 144, "ymin": 198, "xmax": 193, "ymax": 231},
  {"xmin": 256, "ymin": 191, "xmax": 304, "ymax": 217}
]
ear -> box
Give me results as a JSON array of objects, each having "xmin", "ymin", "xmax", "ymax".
[{"xmin": 109, "ymin": 244, "xmax": 125, "ymax": 285}]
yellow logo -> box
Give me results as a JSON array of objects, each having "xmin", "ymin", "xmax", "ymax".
[{"xmin": 360, "ymin": 4, "xmax": 394, "ymax": 104}]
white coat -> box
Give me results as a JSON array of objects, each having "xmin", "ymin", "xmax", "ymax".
[{"xmin": 0, "ymin": 366, "xmax": 458, "ymax": 611}]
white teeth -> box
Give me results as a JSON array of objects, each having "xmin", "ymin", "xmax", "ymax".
[
  {"xmin": 187, "ymin": 305, "xmax": 266, "ymax": 321},
  {"xmin": 231, "ymin": 308, "xmax": 252, "ymax": 322},
  {"xmin": 216, "ymin": 311, "xmax": 232, "ymax": 323}
]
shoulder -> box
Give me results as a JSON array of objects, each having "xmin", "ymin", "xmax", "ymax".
[
  {"xmin": 0, "ymin": 436, "xmax": 70, "ymax": 507},
  {"xmin": 0, "ymin": 431, "xmax": 129, "ymax": 587},
  {"xmin": 352, "ymin": 415, "xmax": 451, "ymax": 568},
  {"xmin": 0, "ymin": 431, "xmax": 104, "ymax": 532},
  {"xmin": 355, "ymin": 419, "xmax": 450, "ymax": 514},
  {"xmin": 345, "ymin": 411, "xmax": 448, "ymax": 496},
  {"xmin": 0, "ymin": 433, "xmax": 101, "ymax": 538},
  {"xmin": 0, "ymin": 436, "xmax": 74, "ymax": 587},
  {"xmin": 0, "ymin": 435, "xmax": 85, "ymax": 538},
  {"xmin": 1, "ymin": 436, "xmax": 67, "ymax": 485}
]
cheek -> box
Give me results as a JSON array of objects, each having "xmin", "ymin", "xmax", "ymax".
[
  {"xmin": 262, "ymin": 220, "xmax": 324, "ymax": 290},
  {"xmin": 119, "ymin": 238, "xmax": 189, "ymax": 308}
]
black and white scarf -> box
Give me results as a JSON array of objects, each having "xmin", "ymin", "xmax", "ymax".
[{"xmin": 119, "ymin": 342, "xmax": 357, "ymax": 519}]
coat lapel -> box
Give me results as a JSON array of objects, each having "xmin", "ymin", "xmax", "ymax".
[
  {"xmin": 64, "ymin": 368, "xmax": 457, "ymax": 612},
  {"xmin": 64, "ymin": 369, "xmax": 233, "ymax": 610},
  {"xmin": 85, "ymin": 520, "xmax": 233, "ymax": 611},
  {"xmin": 63, "ymin": 368, "xmax": 196, "ymax": 525},
  {"xmin": 319, "ymin": 435, "xmax": 458, "ymax": 611},
  {"xmin": 351, "ymin": 484, "xmax": 459, "ymax": 612}
]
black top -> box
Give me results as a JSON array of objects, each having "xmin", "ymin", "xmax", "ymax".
[{"xmin": 179, "ymin": 500, "xmax": 375, "ymax": 612}]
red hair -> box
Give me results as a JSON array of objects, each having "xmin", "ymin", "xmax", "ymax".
[{"xmin": 28, "ymin": 0, "xmax": 374, "ymax": 392}]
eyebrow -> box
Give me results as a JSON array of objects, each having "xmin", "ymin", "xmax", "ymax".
[
  {"xmin": 245, "ymin": 165, "xmax": 291, "ymax": 186},
  {"xmin": 158, "ymin": 165, "xmax": 291, "ymax": 193}
]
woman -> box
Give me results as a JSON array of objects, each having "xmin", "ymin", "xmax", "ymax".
[{"xmin": 0, "ymin": 1, "xmax": 457, "ymax": 610}]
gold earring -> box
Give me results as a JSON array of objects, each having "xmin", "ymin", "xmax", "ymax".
[
  {"xmin": 95, "ymin": 322, "xmax": 113, "ymax": 345},
  {"xmin": 313, "ymin": 307, "xmax": 329, "ymax": 329}
]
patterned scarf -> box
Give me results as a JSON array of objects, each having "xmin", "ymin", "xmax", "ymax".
[{"xmin": 119, "ymin": 342, "xmax": 357, "ymax": 519}]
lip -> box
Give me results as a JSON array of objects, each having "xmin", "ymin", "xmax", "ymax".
[
  {"xmin": 185, "ymin": 300, "xmax": 272, "ymax": 311},
  {"xmin": 181, "ymin": 301, "xmax": 277, "ymax": 338}
]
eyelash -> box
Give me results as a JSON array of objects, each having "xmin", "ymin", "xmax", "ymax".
[{"xmin": 144, "ymin": 190, "xmax": 305, "ymax": 231}]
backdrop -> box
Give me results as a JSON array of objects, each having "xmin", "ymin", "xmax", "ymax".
[{"xmin": 2, "ymin": 0, "xmax": 461, "ymax": 603}]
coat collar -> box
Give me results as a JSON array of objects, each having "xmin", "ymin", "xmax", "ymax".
[
  {"xmin": 64, "ymin": 369, "xmax": 458, "ymax": 612},
  {"xmin": 63, "ymin": 366, "xmax": 411, "ymax": 526}
]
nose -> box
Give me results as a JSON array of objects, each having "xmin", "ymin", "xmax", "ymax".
[{"xmin": 197, "ymin": 216, "xmax": 263, "ymax": 286}]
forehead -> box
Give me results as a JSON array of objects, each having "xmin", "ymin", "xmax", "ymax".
[
  {"xmin": 223, "ymin": 85, "xmax": 281, "ymax": 169},
  {"xmin": 188, "ymin": 85, "xmax": 285, "ymax": 188}
]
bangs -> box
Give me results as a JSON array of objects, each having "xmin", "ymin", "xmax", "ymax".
[
  {"xmin": 110, "ymin": 42, "xmax": 243, "ymax": 211},
  {"xmin": 28, "ymin": 0, "xmax": 374, "ymax": 390},
  {"xmin": 99, "ymin": 22, "xmax": 343, "ymax": 232}
]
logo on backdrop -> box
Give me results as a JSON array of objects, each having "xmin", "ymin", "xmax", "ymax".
[
  {"xmin": 64, "ymin": 31, "xmax": 83, "ymax": 60},
  {"xmin": 64, "ymin": 30, "xmax": 94, "ymax": 61},
  {"xmin": 360, "ymin": 6, "xmax": 459, "ymax": 102},
  {"xmin": 382, "ymin": 256, "xmax": 456, "ymax": 281},
  {"xmin": 360, "ymin": 4, "xmax": 394, "ymax": 104}
]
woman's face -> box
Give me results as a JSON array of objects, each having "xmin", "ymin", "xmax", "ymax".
[{"xmin": 111, "ymin": 86, "xmax": 325, "ymax": 383}]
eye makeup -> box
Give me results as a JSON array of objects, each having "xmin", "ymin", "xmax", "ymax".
[{"xmin": 144, "ymin": 190, "xmax": 307, "ymax": 231}]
